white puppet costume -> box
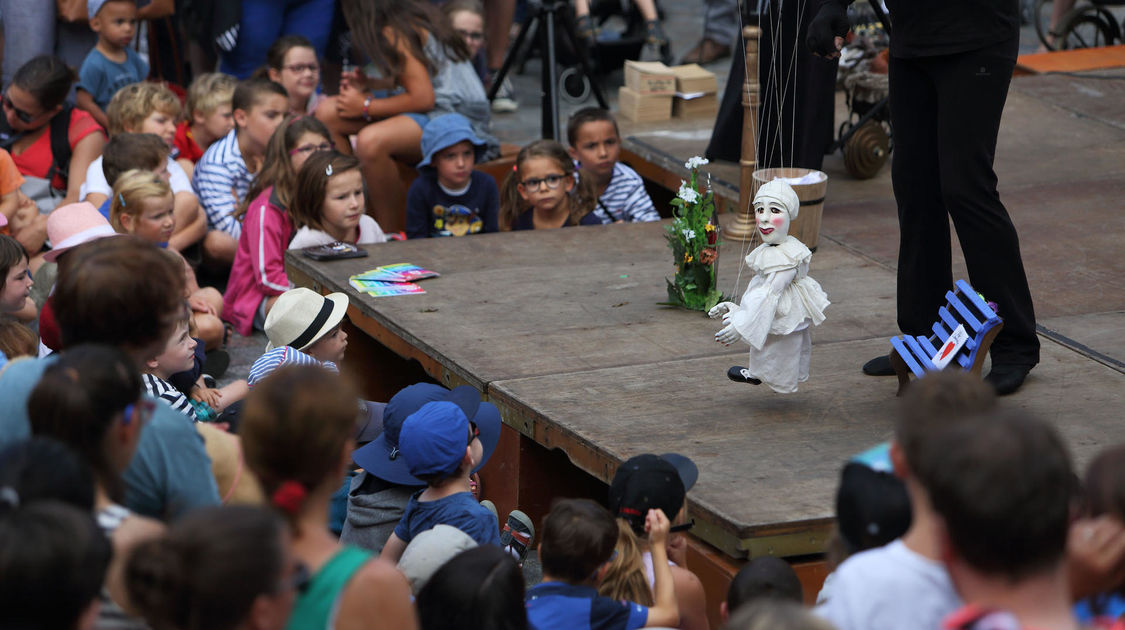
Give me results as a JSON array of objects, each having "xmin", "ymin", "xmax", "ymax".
[{"xmin": 709, "ymin": 180, "xmax": 829, "ymax": 393}]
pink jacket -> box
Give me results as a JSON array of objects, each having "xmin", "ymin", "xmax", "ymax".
[{"xmin": 223, "ymin": 187, "xmax": 293, "ymax": 336}]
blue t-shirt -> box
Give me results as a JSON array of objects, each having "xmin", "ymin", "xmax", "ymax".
[
  {"xmin": 0, "ymin": 356, "xmax": 220, "ymax": 519},
  {"xmin": 392, "ymin": 489, "xmax": 500, "ymax": 546},
  {"xmin": 526, "ymin": 582, "xmax": 649, "ymax": 630},
  {"xmin": 78, "ymin": 47, "xmax": 150, "ymax": 109},
  {"xmin": 405, "ymin": 170, "xmax": 499, "ymax": 238},
  {"xmin": 511, "ymin": 207, "xmax": 602, "ymax": 231}
]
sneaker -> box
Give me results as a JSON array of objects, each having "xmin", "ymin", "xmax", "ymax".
[
  {"xmin": 492, "ymin": 77, "xmax": 518, "ymax": 113},
  {"xmin": 727, "ymin": 366, "xmax": 761, "ymax": 385},
  {"xmin": 500, "ymin": 510, "xmax": 535, "ymax": 564}
]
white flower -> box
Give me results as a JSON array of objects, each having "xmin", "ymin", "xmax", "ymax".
[
  {"xmin": 684, "ymin": 156, "xmax": 710, "ymax": 169},
  {"xmin": 682, "ymin": 228, "xmax": 696, "ymax": 240},
  {"xmin": 677, "ymin": 181, "xmax": 700, "ymax": 204}
]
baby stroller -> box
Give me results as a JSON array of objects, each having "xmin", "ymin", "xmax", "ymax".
[{"xmin": 830, "ymin": 0, "xmax": 893, "ymax": 180}]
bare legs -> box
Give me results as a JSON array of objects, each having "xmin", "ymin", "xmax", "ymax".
[{"xmin": 354, "ymin": 115, "xmax": 424, "ymax": 233}]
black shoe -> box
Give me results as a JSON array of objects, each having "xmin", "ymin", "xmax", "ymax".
[
  {"xmin": 862, "ymin": 354, "xmax": 895, "ymax": 376},
  {"xmin": 985, "ymin": 364, "xmax": 1033, "ymax": 396},
  {"xmin": 727, "ymin": 366, "xmax": 761, "ymax": 384},
  {"xmin": 203, "ymin": 349, "xmax": 230, "ymax": 380}
]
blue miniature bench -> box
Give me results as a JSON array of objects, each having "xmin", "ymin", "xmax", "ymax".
[{"xmin": 888, "ymin": 279, "xmax": 1004, "ymax": 395}]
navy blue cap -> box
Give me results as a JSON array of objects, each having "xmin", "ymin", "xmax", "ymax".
[
  {"xmin": 352, "ymin": 383, "xmax": 500, "ymax": 485},
  {"xmin": 417, "ymin": 113, "xmax": 486, "ymax": 169}
]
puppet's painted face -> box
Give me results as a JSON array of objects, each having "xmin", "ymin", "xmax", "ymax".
[{"xmin": 755, "ymin": 199, "xmax": 790, "ymax": 244}]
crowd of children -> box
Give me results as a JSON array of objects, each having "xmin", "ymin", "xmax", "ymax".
[{"xmin": 1, "ymin": 2, "xmax": 1123, "ymax": 630}]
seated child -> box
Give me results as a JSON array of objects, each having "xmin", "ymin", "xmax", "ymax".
[
  {"xmin": 248, "ymin": 287, "xmax": 349, "ymax": 386},
  {"xmin": 76, "ymin": 0, "xmax": 148, "ymax": 130},
  {"xmin": 442, "ymin": 0, "xmax": 489, "ymax": 84},
  {"xmin": 110, "ymin": 170, "xmax": 226, "ymax": 352},
  {"xmin": 83, "ymin": 83, "xmax": 206, "ymax": 252},
  {"xmin": 174, "ymin": 73, "xmax": 237, "ymax": 177},
  {"xmin": 0, "ymin": 149, "xmax": 46, "ymax": 259},
  {"xmin": 288, "ymin": 151, "xmax": 387, "ymax": 249},
  {"xmin": 87, "ymin": 133, "xmax": 166, "ymax": 219},
  {"xmin": 262, "ymin": 35, "xmax": 324, "ymax": 116},
  {"xmin": 142, "ymin": 304, "xmax": 199, "ymax": 420},
  {"xmin": 405, "ymin": 113, "xmax": 499, "ymax": 239},
  {"xmin": 379, "ymin": 395, "xmax": 503, "ymax": 562},
  {"xmin": 566, "ymin": 108, "xmax": 659, "ymax": 224},
  {"xmin": 500, "ymin": 140, "xmax": 601, "ymax": 231},
  {"xmin": 526, "ymin": 498, "xmax": 679, "ymax": 630},
  {"xmin": 193, "ymin": 78, "xmax": 289, "ymax": 265},
  {"xmin": 722, "ymin": 557, "xmax": 804, "ymax": 624},
  {"xmin": 0, "ymin": 315, "xmax": 37, "ymax": 360},
  {"xmin": 223, "ymin": 115, "xmax": 333, "ymax": 336}
]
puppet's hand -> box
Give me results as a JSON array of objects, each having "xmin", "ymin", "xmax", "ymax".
[
  {"xmin": 708, "ymin": 302, "xmax": 738, "ymax": 320},
  {"xmin": 715, "ymin": 319, "xmax": 741, "ymax": 346}
]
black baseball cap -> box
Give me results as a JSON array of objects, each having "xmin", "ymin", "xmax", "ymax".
[{"xmin": 608, "ymin": 453, "xmax": 699, "ymax": 535}]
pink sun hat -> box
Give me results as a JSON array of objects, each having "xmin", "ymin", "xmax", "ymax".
[{"xmin": 43, "ymin": 202, "xmax": 119, "ymax": 263}]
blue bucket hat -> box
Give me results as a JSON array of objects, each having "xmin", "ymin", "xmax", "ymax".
[
  {"xmin": 417, "ymin": 113, "xmax": 486, "ymax": 169},
  {"xmin": 352, "ymin": 383, "xmax": 500, "ymax": 485}
]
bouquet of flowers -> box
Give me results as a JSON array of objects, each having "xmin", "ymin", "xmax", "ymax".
[{"xmin": 663, "ymin": 156, "xmax": 722, "ymax": 311}]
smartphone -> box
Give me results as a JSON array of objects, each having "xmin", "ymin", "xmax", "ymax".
[{"xmin": 300, "ymin": 241, "xmax": 368, "ymax": 261}]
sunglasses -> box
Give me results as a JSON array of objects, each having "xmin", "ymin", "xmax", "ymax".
[
  {"xmin": 669, "ymin": 519, "xmax": 695, "ymax": 533},
  {"xmin": 467, "ymin": 420, "xmax": 480, "ymax": 445},
  {"xmin": 2, "ymin": 92, "xmax": 36, "ymax": 124},
  {"xmin": 520, "ymin": 174, "xmax": 567, "ymax": 191},
  {"xmin": 289, "ymin": 141, "xmax": 334, "ymax": 156}
]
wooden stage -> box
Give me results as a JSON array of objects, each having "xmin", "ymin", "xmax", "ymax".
[{"xmin": 287, "ymin": 66, "xmax": 1125, "ymax": 620}]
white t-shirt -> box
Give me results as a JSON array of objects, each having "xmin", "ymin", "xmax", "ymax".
[
  {"xmin": 815, "ymin": 540, "xmax": 961, "ymax": 630},
  {"xmin": 288, "ymin": 215, "xmax": 387, "ymax": 250},
  {"xmin": 80, "ymin": 155, "xmax": 193, "ymax": 200}
]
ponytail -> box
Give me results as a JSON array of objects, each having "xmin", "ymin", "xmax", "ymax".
[{"xmin": 597, "ymin": 518, "xmax": 654, "ymax": 606}]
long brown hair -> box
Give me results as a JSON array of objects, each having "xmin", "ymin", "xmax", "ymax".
[
  {"xmin": 289, "ymin": 150, "xmax": 363, "ymax": 232},
  {"xmin": 499, "ymin": 140, "xmax": 597, "ymax": 230},
  {"xmin": 597, "ymin": 519, "xmax": 654, "ymax": 606},
  {"xmin": 340, "ymin": 0, "xmax": 469, "ymax": 78},
  {"xmin": 235, "ymin": 115, "xmax": 331, "ymax": 220}
]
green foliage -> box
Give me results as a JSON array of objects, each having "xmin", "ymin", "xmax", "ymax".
[{"xmin": 663, "ymin": 162, "xmax": 722, "ymax": 311}]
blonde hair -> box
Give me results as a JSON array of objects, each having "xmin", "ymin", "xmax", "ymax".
[
  {"xmin": 597, "ymin": 519, "xmax": 654, "ymax": 606},
  {"xmin": 109, "ymin": 169, "xmax": 173, "ymax": 233},
  {"xmin": 105, "ymin": 82, "xmax": 182, "ymax": 135},
  {"xmin": 187, "ymin": 72, "xmax": 236, "ymax": 118}
]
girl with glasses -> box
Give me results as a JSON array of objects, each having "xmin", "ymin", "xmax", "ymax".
[
  {"xmin": 126, "ymin": 505, "xmax": 302, "ymax": 630},
  {"xmin": 500, "ymin": 139, "xmax": 601, "ymax": 231},
  {"xmin": 263, "ymin": 35, "xmax": 325, "ymax": 117},
  {"xmin": 225, "ymin": 115, "xmax": 334, "ymax": 337}
]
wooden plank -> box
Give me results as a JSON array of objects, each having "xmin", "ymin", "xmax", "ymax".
[
  {"xmin": 1016, "ymin": 44, "xmax": 1125, "ymax": 75},
  {"xmin": 488, "ymin": 336, "xmax": 1125, "ymax": 557}
]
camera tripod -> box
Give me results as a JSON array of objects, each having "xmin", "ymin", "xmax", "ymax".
[{"xmin": 487, "ymin": 0, "xmax": 609, "ymax": 140}]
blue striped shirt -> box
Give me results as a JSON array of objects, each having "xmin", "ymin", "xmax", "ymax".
[
  {"xmin": 587, "ymin": 162, "xmax": 659, "ymax": 224},
  {"xmin": 142, "ymin": 374, "xmax": 196, "ymax": 421},
  {"xmin": 192, "ymin": 129, "xmax": 253, "ymax": 239},
  {"xmin": 248, "ymin": 346, "xmax": 338, "ymax": 387}
]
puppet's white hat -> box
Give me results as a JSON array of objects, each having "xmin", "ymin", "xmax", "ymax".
[{"xmin": 754, "ymin": 179, "xmax": 801, "ymax": 221}]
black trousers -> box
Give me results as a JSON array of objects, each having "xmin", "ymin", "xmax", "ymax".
[{"xmin": 889, "ymin": 36, "xmax": 1039, "ymax": 367}]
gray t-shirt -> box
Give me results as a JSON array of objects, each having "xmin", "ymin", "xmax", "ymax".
[{"xmin": 816, "ymin": 539, "xmax": 961, "ymax": 630}]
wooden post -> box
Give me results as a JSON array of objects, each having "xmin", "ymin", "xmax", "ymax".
[{"xmin": 726, "ymin": 25, "xmax": 761, "ymax": 243}]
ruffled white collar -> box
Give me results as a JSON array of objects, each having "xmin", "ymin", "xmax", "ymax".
[{"xmin": 745, "ymin": 236, "xmax": 811, "ymax": 275}]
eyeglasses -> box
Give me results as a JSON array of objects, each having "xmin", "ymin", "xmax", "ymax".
[
  {"xmin": 456, "ymin": 29, "xmax": 485, "ymax": 42},
  {"xmin": 289, "ymin": 142, "xmax": 334, "ymax": 156},
  {"xmin": 669, "ymin": 519, "xmax": 695, "ymax": 533},
  {"xmin": 282, "ymin": 63, "xmax": 320, "ymax": 74},
  {"xmin": 520, "ymin": 174, "xmax": 566, "ymax": 191},
  {"xmin": 2, "ymin": 92, "xmax": 36, "ymax": 124},
  {"xmin": 122, "ymin": 399, "xmax": 156, "ymax": 426}
]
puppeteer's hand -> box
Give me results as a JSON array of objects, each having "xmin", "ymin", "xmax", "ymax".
[
  {"xmin": 708, "ymin": 302, "xmax": 738, "ymax": 320},
  {"xmin": 807, "ymin": 0, "xmax": 850, "ymax": 58},
  {"xmin": 715, "ymin": 318, "xmax": 741, "ymax": 346}
]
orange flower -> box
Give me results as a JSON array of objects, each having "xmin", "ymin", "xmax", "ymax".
[{"xmin": 700, "ymin": 248, "xmax": 717, "ymax": 265}]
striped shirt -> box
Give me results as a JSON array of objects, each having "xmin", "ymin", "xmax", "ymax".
[
  {"xmin": 192, "ymin": 129, "xmax": 253, "ymax": 239},
  {"xmin": 142, "ymin": 373, "xmax": 196, "ymax": 421},
  {"xmin": 248, "ymin": 346, "xmax": 338, "ymax": 388},
  {"xmin": 588, "ymin": 162, "xmax": 659, "ymax": 224}
]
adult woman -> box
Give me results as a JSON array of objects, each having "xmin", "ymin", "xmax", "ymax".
[
  {"xmin": 1, "ymin": 55, "xmax": 105, "ymax": 211},
  {"xmin": 240, "ymin": 364, "xmax": 417, "ymax": 630}
]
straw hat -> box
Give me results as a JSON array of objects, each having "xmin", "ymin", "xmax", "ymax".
[
  {"xmin": 43, "ymin": 202, "xmax": 118, "ymax": 263},
  {"xmin": 263, "ymin": 287, "xmax": 348, "ymax": 351}
]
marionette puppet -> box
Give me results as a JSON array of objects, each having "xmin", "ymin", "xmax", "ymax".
[{"xmin": 708, "ymin": 180, "xmax": 830, "ymax": 393}]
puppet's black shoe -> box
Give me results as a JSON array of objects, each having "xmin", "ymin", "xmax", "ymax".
[
  {"xmin": 727, "ymin": 366, "xmax": 761, "ymax": 384},
  {"xmin": 985, "ymin": 364, "xmax": 1033, "ymax": 396},
  {"xmin": 862, "ymin": 354, "xmax": 895, "ymax": 376}
]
